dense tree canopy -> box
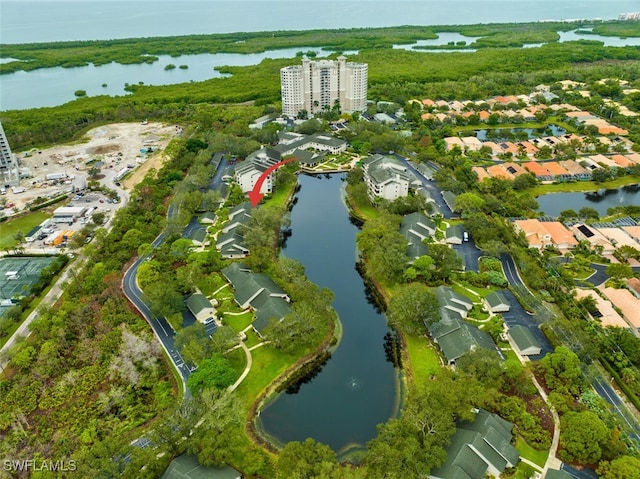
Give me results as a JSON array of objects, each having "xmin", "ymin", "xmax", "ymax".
[{"xmin": 387, "ymin": 283, "xmax": 439, "ymax": 335}]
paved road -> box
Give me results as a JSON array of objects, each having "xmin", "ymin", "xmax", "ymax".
[
  {"xmin": 500, "ymin": 253, "xmax": 526, "ymax": 288},
  {"xmin": 591, "ymin": 372, "xmax": 640, "ymax": 444},
  {"xmin": 577, "ymin": 262, "xmax": 609, "ymax": 287},
  {"xmin": 120, "ymin": 152, "xmax": 229, "ymax": 395},
  {"xmin": 122, "ymin": 258, "xmax": 190, "ymax": 395}
]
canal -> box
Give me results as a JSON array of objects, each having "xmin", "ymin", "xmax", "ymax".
[{"xmin": 257, "ymin": 173, "xmax": 400, "ymax": 456}]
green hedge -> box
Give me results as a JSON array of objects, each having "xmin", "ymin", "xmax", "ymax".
[{"xmin": 29, "ymin": 194, "xmax": 68, "ymax": 211}]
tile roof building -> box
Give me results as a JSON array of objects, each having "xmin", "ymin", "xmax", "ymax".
[
  {"xmin": 574, "ymin": 288, "xmax": 628, "ymax": 328},
  {"xmin": 570, "ymin": 223, "xmax": 615, "ymax": 254},
  {"xmin": 514, "ymin": 219, "xmax": 578, "ymax": 250},
  {"xmin": 598, "ymin": 285, "xmax": 640, "ymax": 329},
  {"xmin": 595, "ymin": 227, "xmax": 639, "ymax": 249}
]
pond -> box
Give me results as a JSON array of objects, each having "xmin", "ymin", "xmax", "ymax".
[
  {"xmin": 257, "ymin": 173, "xmax": 400, "ymax": 456},
  {"xmin": 536, "ymin": 184, "xmax": 640, "ymax": 217},
  {"xmin": 475, "ymin": 124, "xmax": 566, "ymax": 141}
]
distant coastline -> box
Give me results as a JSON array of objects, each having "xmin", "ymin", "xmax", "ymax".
[{"xmin": 1, "ymin": 0, "xmax": 638, "ymax": 44}]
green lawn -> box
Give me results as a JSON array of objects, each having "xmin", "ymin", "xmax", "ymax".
[
  {"xmin": 244, "ymin": 329, "xmax": 262, "ymax": 349},
  {"xmin": 451, "ymin": 284, "xmax": 480, "ymax": 302},
  {"xmin": 345, "ymin": 185, "xmax": 379, "ymax": 222},
  {"xmin": 224, "ymin": 311, "xmax": 254, "ymax": 332},
  {"xmin": 502, "ymin": 348, "xmax": 520, "ymax": 363},
  {"xmin": 515, "ymin": 435, "xmax": 548, "ymax": 467},
  {"xmin": 236, "ymin": 346, "xmax": 295, "ymax": 408},
  {"xmin": 405, "ymin": 334, "xmax": 442, "ymax": 384},
  {"xmin": 225, "ymin": 346, "xmax": 248, "ymax": 382},
  {"xmin": 196, "ymin": 271, "xmax": 226, "ymax": 296},
  {"xmin": 217, "ymin": 297, "xmax": 245, "ymax": 314},
  {"xmin": 265, "ymin": 179, "xmax": 298, "ymax": 209},
  {"xmin": 530, "ymin": 175, "xmax": 640, "ymax": 196},
  {"xmin": 0, "ymin": 211, "xmax": 50, "ymax": 250},
  {"xmin": 561, "ymin": 264, "xmax": 595, "ymax": 280}
]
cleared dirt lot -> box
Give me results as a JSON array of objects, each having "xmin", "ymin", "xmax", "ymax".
[{"xmin": 3, "ymin": 122, "xmax": 178, "ymax": 211}]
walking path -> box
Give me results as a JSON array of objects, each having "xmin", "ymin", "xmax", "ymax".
[
  {"xmin": 211, "ymin": 283, "xmax": 229, "ymax": 296},
  {"xmin": 506, "ymin": 333, "xmax": 562, "ymax": 474},
  {"xmin": 534, "ymin": 374, "xmax": 563, "ymax": 475},
  {"xmin": 228, "ymin": 340, "xmax": 252, "ymax": 393},
  {"xmin": 223, "ymin": 311, "xmax": 250, "ymax": 316},
  {"xmin": 0, "ymin": 256, "xmax": 84, "ymax": 371}
]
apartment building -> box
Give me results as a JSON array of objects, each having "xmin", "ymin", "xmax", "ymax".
[
  {"xmin": 0, "ymin": 122, "xmax": 19, "ymax": 186},
  {"xmin": 281, "ymin": 56, "xmax": 368, "ymax": 117}
]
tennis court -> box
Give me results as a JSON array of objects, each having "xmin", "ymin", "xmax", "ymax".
[{"xmin": 0, "ymin": 256, "xmax": 57, "ymax": 309}]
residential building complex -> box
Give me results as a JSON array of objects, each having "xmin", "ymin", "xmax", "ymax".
[
  {"xmin": 429, "ymin": 409, "xmax": 519, "ymax": 479},
  {"xmin": 233, "ymin": 132, "xmax": 347, "ymax": 195},
  {"xmin": 362, "ymin": 154, "xmax": 412, "ymax": 202},
  {"xmin": 280, "ymin": 56, "xmax": 368, "ymax": 117}
]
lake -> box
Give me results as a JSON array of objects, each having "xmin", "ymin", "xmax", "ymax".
[
  {"xmin": 475, "ymin": 124, "xmax": 566, "ymax": 141},
  {"xmin": 257, "ymin": 173, "xmax": 400, "ymax": 455},
  {"xmin": 537, "ymin": 185, "xmax": 640, "ymax": 217},
  {"xmin": 0, "ymin": 47, "xmax": 347, "ymax": 111},
  {"xmin": 4, "ymin": 23, "xmax": 640, "ymax": 112}
]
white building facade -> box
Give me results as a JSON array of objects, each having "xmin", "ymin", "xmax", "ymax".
[
  {"xmin": 281, "ymin": 56, "xmax": 368, "ymax": 117},
  {"xmin": 362, "ymin": 154, "xmax": 412, "ymax": 202},
  {"xmin": 0, "ymin": 122, "xmax": 19, "ymax": 186}
]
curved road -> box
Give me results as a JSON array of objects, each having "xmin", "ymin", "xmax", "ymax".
[
  {"xmin": 122, "ymin": 258, "xmax": 190, "ymax": 396},
  {"xmin": 120, "ymin": 154, "xmax": 229, "ymax": 396}
]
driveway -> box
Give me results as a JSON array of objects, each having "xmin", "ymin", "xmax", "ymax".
[
  {"xmin": 392, "ymin": 154, "xmax": 452, "ymax": 219},
  {"xmin": 560, "ymin": 463, "xmax": 598, "ymax": 479},
  {"xmin": 452, "ymin": 238, "xmax": 483, "ymax": 272},
  {"xmin": 577, "ymin": 263, "xmax": 609, "ymax": 287},
  {"xmin": 499, "ymin": 290, "xmax": 554, "ymax": 360},
  {"xmin": 181, "ymin": 308, "xmax": 218, "ymax": 337}
]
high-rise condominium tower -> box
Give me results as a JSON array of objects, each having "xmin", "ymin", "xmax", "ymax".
[
  {"xmin": 280, "ymin": 56, "xmax": 368, "ymax": 117},
  {"xmin": 0, "ymin": 122, "xmax": 19, "ymax": 186}
]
